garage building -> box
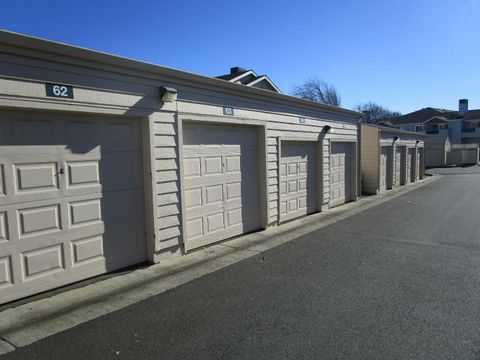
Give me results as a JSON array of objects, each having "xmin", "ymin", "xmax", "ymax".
[
  {"xmin": 0, "ymin": 31, "xmax": 361, "ymax": 304},
  {"xmin": 447, "ymin": 144, "xmax": 479, "ymax": 166},
  {"xmin": 360, "ymin": 124, "xmax": 425, "ymax": 195},
  {"xmin": 424, "ymin": 136, "xmax": 451, "ymax": 168}
]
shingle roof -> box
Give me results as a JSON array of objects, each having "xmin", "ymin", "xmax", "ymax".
[
  {"xmin": 386, "ymin": 106, "xmax": 480, "ymax": 125},
  {"xmin": 387, "ymin": 107, "xmax": 460, "ymax": 125},
  {"xmin": 216, "ymin": 70, "xmax": 249, "ymax": 81},
  {"xmin": 464, "ymin": 110, "xmax": 480, "ymax": 120}
]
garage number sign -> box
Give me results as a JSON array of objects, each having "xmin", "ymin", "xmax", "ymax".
[
  {"xmin": 45, "ymin": 83, "xmax": 74, "ymax": 99},
  {"xmin": 223, "ymin": 106, "xmax": 234, "ymax": 116}
]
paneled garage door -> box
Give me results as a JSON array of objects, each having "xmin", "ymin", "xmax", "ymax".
[
  {"xmin": 394, "ymin": 146, "xmax": 402, "ymax": 186},
  {"xmin": 182, "ymin": 123, "xmax": 260, "ymax": 251},
  {"xmin": 330, "ymin": 142, "xmax": 353, "ymax": 207},
  {"xmin": 279, "ymin": 142, "xmax": 317, "ymax": 222},
  {"xmin": 407, "ymin": 148, "xmax": 415, "ymax": 183},
  {"xmin": 379, "ymin": 146, "xmax": 389, "ymax": 192},
  {"xmin": 416, "ymin": 149, "xmax": 421, "ymax": 180},
  {"xmin": 0, "ymin": 110, "xmax": 146, "ymax": 304},
  {"xmin": 419, "ymin": 149, "xmax": 425, "ymax": 178},
  {"xmin": 425, "ymin": 144, "xmax": 447, "ymax": 167}
]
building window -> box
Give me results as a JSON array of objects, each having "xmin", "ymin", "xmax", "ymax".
[
  {"xmin": 439, "ymin": 124, "xmax": 448, "ymax": 130},
  {"xmin": 415, "ymin": 125, "xmax": 423, "ymax": 132}
]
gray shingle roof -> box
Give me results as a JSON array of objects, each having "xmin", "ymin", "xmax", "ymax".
[
  {"xmin": 387, "ymin": 106, "xmax": 480, "ymax": 125},
  {"xmin": 216, "ymin": 70, "xmax": 249, "ymax": 81},
  {"xmin": 387, "ymin": 108, "xmax": 460, "ymax": 125}
]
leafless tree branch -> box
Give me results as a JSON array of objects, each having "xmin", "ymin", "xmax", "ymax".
[{"xmin": 292, "ymin": 77, "xmax": 341, "ymax": 107}]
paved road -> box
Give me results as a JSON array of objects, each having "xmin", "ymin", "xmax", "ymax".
[{"xmin": 3, "ymin": 166, "xmax": 480, "ymax": 360}]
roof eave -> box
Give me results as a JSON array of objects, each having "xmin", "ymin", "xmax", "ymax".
[{"xmin": 0, "ymin": 30, "xmax": 362, "ymax": 118}]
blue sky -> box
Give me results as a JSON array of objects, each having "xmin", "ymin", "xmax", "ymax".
[{"xmin": 1, "ymin": 0, "xmax": 479, "ymax": 113}]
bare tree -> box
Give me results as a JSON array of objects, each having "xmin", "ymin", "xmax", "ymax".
[
  {"xmin": 292, "ymin": 77, "xmax": 341, "ymax": 107},
  {"xmin": 355, "ymin": 102, "xmax": 401, "ymax": 124}
]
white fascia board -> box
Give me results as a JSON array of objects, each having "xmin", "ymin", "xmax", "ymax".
[
  {"xmin": 247, "ymin": 75, "xmax": 281, "ymax": 93},
  {"xmin": 229, "ymin": 70, "xmax": 257, "ymax": 83}
]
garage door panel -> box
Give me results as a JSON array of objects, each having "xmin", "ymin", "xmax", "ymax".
[
  {"xmin": 0, "ymin": 164, "xmax": 5, "ymax": 196},
  {"xmin": 18, "ymin": 204, "xmax": 61, "ymax": 238},
  {"xmin": 184, "ymin": 187, "xmax": 203, "ymax": 209},
  {"xmin": 204, "ymin": 156, "xmax": 223, "ymax": 175},
  {"xmin": 71, "ymin": 235, "xmax": 104, "ymax": 265},
  {"xmin": 15, "ymin": 162, "xmax": 58, "ymax": 192},
  {"xmin": 67, "ymin": 161, "xmax": 100, "ymax": 188},
  {"xmin": 0, "ymin": 153, "xmax": 63, "ymax": 206},
  {"xmin": 0, "ymin": 111, "xmax": 146, "ymax": 304},
  {"xmin": 69, "ymin": 199, "xmax": 102, "ymax": 228},
  {"xmin": 227, "ymin": 208, "xmax": 242, "ymax": 227},
  {"xmin": 21, "ymin": 244, "xmax": 65, "ymax": 280},
  {"xmin": 183, "ymin": 157, "xmax": 201, "ymax": 178},
  {"xmin": 0, "ymin": 256, "xmax": 12, "ymax": 288},
  {"xmin": 182, "ymin": 123, "xmax": 260, "ymax": 250},
  {"xmin": 0, "ymin": 211, "xmax": 7, "ymax": 241}
]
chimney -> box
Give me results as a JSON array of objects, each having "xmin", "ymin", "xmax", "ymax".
[
  {"xmin": 230, "ymin": 66, "xmax": 247, "ymax": 75},
  {"xmin": 459, "ymin": 99, "xmax": 468, "ymax": 117}
]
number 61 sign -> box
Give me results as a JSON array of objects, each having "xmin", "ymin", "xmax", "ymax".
[{"xmin": 45, "ymin": 83, "xmax": 74, "ymax": 99}]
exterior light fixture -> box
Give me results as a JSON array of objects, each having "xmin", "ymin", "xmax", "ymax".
[
  {"xmin": 393, "ymin": 136, "xmax": 399, "ymax": 141},
  {"xmin": 159, "ymin": 86, "xmax": 178, "ymax": 102},
  {"xmin": 416, "ymin": 140, "xmax": 420, "ymax": 144},
  {"xmin": 324, "ymin": 125, "xmax": 331, "ymax": 133}
]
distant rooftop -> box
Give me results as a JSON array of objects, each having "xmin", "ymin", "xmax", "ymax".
[
  {"xmin": 387, "ymin": 105, "xmax": 480, "ymax": 125},
  {"xmin": 216, "ymin": 66, "xmax": 281, "ymax": 93}
]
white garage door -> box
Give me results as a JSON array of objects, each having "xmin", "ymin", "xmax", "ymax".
[
  {"xmin": 182, "ymin": 123, "xmax": 260, "ymax": 251},
  {"xmin": 0, "ymin": 110, "xmax": 146, "ymax": 304},
  {"xmin": 394, "ymin": 147, "xmax": 402, "ymax": 186},
  {"xmin": 379, "ymin": 146, "xmax": 389, "ymax": 192},
  {"xmin": 415, "ymin": 148, "xmax": 423, "ymax": 180},
  {"xmin": 279, "ymin": 142, "xmax": 317, "ymax": 222},
  {"xmin": 405, "ymin": 148, "xmax": 413, "ymax": 184},
  {"xmin": 425, "ymin": 146, "xmax": 444, "ymax": 167},
  {"xmin": 330, "ymin": 142, "xmax": 353, "ymax": 207}
]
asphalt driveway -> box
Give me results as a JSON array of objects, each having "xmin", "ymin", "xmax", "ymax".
[{"xmin": 3, "ymin": 166, "xmax": 480, "ymax": 360}]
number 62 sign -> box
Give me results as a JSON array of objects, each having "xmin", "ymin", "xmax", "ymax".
[{"xmin": 45, "ymin": 83, "xmax": 74, "ymax": 99}]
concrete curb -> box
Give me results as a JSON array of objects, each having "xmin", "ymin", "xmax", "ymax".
[{"xmin": 0, "ymin": 175, "xmax": 440, "ymax": 353}]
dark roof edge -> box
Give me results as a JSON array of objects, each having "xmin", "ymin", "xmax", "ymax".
[{"xmin": 0, "ymin": 30, "xmax": 361, "ymax": 118}]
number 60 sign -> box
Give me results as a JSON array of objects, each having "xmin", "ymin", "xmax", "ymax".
[{"xmin": 45, "ymin": 83, "xmax": 74, "ymax": 99}]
